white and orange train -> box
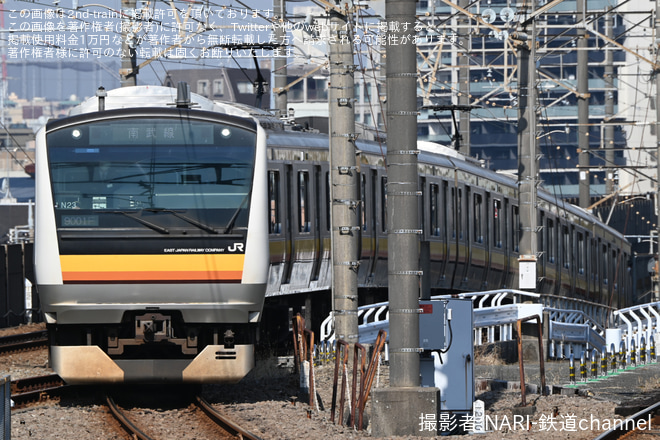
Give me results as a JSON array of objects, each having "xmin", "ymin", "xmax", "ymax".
[
  {"xmin": 35, "ymin": 85, "xmax": 269, "ymax": 384},
  {"xmin": 35, "ymin": 84, "xmax": 633, "ymax": 385}
]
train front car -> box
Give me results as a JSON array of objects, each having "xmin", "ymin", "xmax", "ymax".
[{"xmin": 34, "ymin": 90, "xmax": 269, "ymax": 384}]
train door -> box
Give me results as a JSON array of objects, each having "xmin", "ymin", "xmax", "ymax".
[
  {"xmin": 287, "ymin": 162, "xmax": 320, "ymax": 291},
  {"xmin": 358, "ymin": 167, "xmax": 378, "ymax": 286},
  {"xmin": 452, "ymin": 183, "xmax": 470, "ymax": 290},
  {"xmin": 422, "ymin": 178, "xmax": 449, "ymax": 291},
  {"xmin": 575, "ymin": 230, "xmax": 588, "ymax": 298},
  {"xmin": 488, "ymin": 194, "xmax": 507, "ymax": 289},
  {"xmin": 266, "ymin": 163, "xmax": 291, "ymax": 295},
  {"xmin": 373, "ymin": 172, "xmax": 389, "ymax": 287},
  {"xmin": 541, "ymin": 213, "xmax": 558, "ymax": 295},
  {"xmin": 506, "ymin": 202, "xmax": 519, "ymax": 289},
  {"xmin": 445, "ymin": 181, "xmax": 459, "ymax": 290},
  {"xmin": 557, "ymin": 222, "xmax": 573, "ymax": 297},
  {"xmin": 589, "ymin": 237, "xmax": 600, "ymax": 302},
  {"xmin": 309, "ymin": 164, "xmax": 331, "ymax": 290},
  {"xmin": 465, "ymin": 188, "xmax": 487, "ymax": 290}
]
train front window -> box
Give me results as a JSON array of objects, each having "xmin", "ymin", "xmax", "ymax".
[{"xmin": 47, "ymin": 117, "xmax": 256, "ymax": 232}]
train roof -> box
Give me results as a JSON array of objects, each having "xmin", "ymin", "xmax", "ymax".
[
  {"xmin": 68, "ymin": 85, "xmax": 285, "ymax": 129},
  {"xmin": 63, "ymin": 86, "xmax": 626, "ymax": 244}
]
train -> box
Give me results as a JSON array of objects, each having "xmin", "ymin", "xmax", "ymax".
[
  {"xmin": 34, "ymin": 84, "xmax": 632, "ymax": 384},
  {"xmin": 35, "ymin": 85, "xmax": 270, "ymax": 384}
]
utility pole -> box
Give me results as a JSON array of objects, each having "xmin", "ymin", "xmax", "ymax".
[
  {"xmin": 604, "ymin": 9, "xmax": 615, "ymax": 195},
  {"xmin": 655, "ymin": 0, "xmax": 660, "ymax": 301},
  {"xmin": 515, "ymin": 8, "xmax": 538, "ymax": 291},
  {"xmin": 329, "ymin": 4, "xmax": 359, "ymax": 345},
  {"xmin": 372, "ymin": 0, "xmax": 439, "ymax": 434},
  {"xmin": 457, "ymin": 0, "xmax": 471, "ymax": 156},
  {"xmin": 273, "ymin": 0, "xmax": 288, "ymax": 117},
  {"xmin": 120, "ymin": 0, "xmax": 137, "ymax": 87},
  {"xmin": 578, "ymin": 0, "xmax": 590, "ymax": 207}
]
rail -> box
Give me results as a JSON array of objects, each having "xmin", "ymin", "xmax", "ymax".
[{"xmin": 1, "ymin": 376, "xmax": 9, "ymax": 440}]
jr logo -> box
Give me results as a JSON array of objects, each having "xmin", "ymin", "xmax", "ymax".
[{"xmin": 228, "ymin": 243, "xmax": 244, "ymax": 253}]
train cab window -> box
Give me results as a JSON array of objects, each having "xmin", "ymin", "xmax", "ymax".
[
  {"xmin": 269, "ymin": 171, "xmax": 281, "ymax": 234},
  {"xmin": 430, "ymin": 183, "xmax": 440, "ymax": 236},
  {"xmin": 577, "ymin": 232, "xmax": 585, "ymax": 274},
  {"xmin": 493, "ymin": 199, "xmax": 502, "ymax": 248},
  {"xmin": 298, "ymin": 171, "xmax": 310, "ymax": 233},
  {"xmin": 473, "ymin": 193, "xmax": 483, "ymax": 243}
]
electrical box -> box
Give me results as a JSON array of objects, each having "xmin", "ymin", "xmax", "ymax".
[
  {"xmin": 420, "ymin": 298, "xmax": 474, "ymax": 412},
  {"xmin": 419, "ymin": 300, "xmax": 447, "ymax": 350}
]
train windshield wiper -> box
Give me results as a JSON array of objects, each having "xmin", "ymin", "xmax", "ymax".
[
  {"xmin": 108, "ymin": 210, "xmax": 170, "ymax": 234},
  {"xmin": 144, "ymin": 208, "xmax": 218, "ymax": 234},
  {"xmin": 223, "ymin": 193, "xmax": 250, "ymax": 234}
]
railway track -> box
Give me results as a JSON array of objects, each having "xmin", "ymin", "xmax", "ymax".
[
  {"xmin": 105, "ymin": 394, "xmax": 263, "ymax": 440},
  {"xmin": 595, "ymin": 400, "xmax": 660, "ymax": 440},
  {"xmin": 11, "ymin": 373, "xmax": 66, "ymax": 408},
  {"xmin": 0, "ymin": 330, "xmax": 48, "ymax": 354}
]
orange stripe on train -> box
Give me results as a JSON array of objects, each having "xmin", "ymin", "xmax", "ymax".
[{"xmin": 60, "ymin": 254, "xmax": 245, "ymax": 282}]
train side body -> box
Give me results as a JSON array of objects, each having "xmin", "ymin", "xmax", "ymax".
[{"xmin": 264, "ymin": 133, "xmax": 633, "ymax": 313}]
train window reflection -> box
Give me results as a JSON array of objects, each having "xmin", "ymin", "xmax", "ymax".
[
  {"xmin": 493, "ymin": 199, "xmax": 501, "ymax": 248},
  {"xmin": 430, "ymin": 184, "xmax": 440, "ymax": 236},
  {"xmin": 298, "ymin": 171, "xmax": 310, "ymax": 233},
  {"xmin": 269, "ymin": 171, "xmax": 281, "ymax": 234},
  {"xmin": 474, "ymin": 193, "xmax": 483, "ymax": 243}
]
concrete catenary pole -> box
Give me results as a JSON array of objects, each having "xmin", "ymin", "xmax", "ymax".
[
  {"xmin": 120, "ymin": 0, "xmax": 137, "ymax": 87},
  {"xmin": 655, "ymin": 0, "xmax": 660, "ymax": 301},
  {"xmin": 458, "ymin": 0, "xmax": 471, "ymax": 156},
  {"xmin": 371, "ymin": 0, "xmax": 439, "ymax": 435},
  {"xmin": 578, "ymin": 0, "xmax": 590, "ymax": 207},
  {"xmin": 273, "ymin": 0, "xmax": 288, "ymax": 118},
  {"xmin": 515, "ymin": 8, "xmax": 538, "ymax": 290},
  {"xmin": 385, "ymin": 0, "xmax": 420, "ymax": 389},
  {"xmin": 329, "ymin": 4, "xmax": 359, "ymax": 344}
]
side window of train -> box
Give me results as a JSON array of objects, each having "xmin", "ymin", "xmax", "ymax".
[
  {"xmin": 430, "ymin": 183, "xmax": 441, "ymax": 236},
  {"xmin": 381, "ymin": 176, "xmax": 387, "ymax": 233},
  {"xmin": 457, "ymin": 188, "xmax": 463, "ymax": 240},
  {"xmin": 493, "ymin": 199, "xmax": 502, "ymax": 248},
  {"xmin": 473, "ymin": 193, "xmax": 483, "ymax": 243},
  {"xmin": 298, "ymin": 171, "xmax": 310, "ymax": 233},
  {"xmin": 577, "ymin": 232, "xmax": 585, "ymax": 274},
  {"xmin": 562, "ymin": 226, "xmax": 570, "ymax": 269},
  {"xmin": 361, "ymin": 173, "xmax": 367, "ymax": 231},
  {"xmin": 547, "ymin": 218, "xmax": 556, "ymax": 264},
  {"xmin": 602, "ymin": 244, "xmax": 609, "ymax": 285},
  {"xmin": 325, "ymin": 171, "xmax": 331, "ymax": 232},
  {"xmin": 512, "ymin": 205, "xmax": 520, "ymax": 253},
  {"xmin": 268, "ymin": 170, "xmax": 281, "ymax": 234}
]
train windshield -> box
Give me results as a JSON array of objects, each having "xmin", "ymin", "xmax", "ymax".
[{"xmin": 46, "ymin": 117, "xmax": 257, "ymax": 233}]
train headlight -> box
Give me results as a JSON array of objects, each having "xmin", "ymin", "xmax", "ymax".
[
  {"xmin": 71, "ymin": 129, "xmax": 83, "ymax": 139},
  {"xmin": 220, "ymin": 128, "xmax": 232, "ymax": 138}
]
